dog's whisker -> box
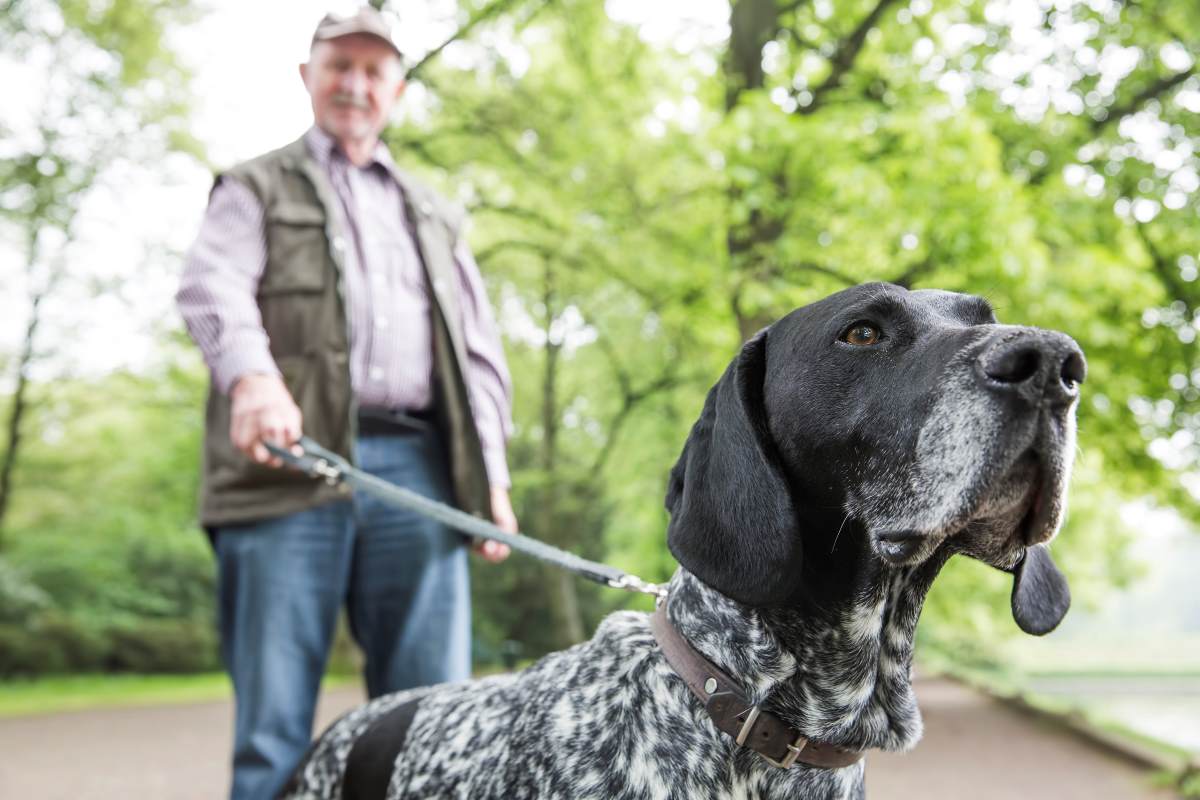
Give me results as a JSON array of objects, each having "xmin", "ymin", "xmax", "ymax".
[{"xmin": 830, "ymin": 512, "xmax": 852, "ymax": 555}]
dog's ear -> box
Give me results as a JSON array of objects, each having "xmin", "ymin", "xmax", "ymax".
[
  {"xmin": 1009, "ymin": 544, "xmax": 1071, "ymax": 635},
  {"xmin": 666, "ymin": 329, "xmax": 802, "ymax": 606}
]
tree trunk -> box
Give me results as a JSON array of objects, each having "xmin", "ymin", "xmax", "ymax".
[
  {"xmin": 724, "ymin": 0, "xmax": 781, "ymax": 341},
  {"xmin": 0, "ymin": 234, "xmax": 45, "ymax": 547},
  {"xmin": 536, "ymin": 260, "xmax": 586, "ymax": 645},
  {"xmin": 555, "ymin": 569, "xmax": 585, "ymax": 645}
]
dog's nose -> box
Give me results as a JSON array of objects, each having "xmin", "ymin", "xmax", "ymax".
[{"xmin": 979, "ymin": 330, "xmax": 1086, "ymax": 407}]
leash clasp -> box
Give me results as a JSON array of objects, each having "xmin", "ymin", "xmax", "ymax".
[
  {"xmin": 608, "ymin": 574, "xmax": 668, "ymax": 604},
  {"xmin": 309, "ymin": 457, "xmax": 344, "ymax": 487}
]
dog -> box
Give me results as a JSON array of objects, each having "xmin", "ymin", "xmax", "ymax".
[{"xmin": 281, "ymin": 281, "xmax": 1084, "ymax": 800}]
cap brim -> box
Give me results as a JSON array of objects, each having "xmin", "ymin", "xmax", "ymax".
[{"xmin": 312, "ymin": 24, "xmax": 403, "ymax": 59}]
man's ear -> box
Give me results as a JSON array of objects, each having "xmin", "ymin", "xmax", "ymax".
[
  {"xmin": 299, "ymin": 62, "xmax": 309, "ymax": 87},
  {"xmin": 1009, "ymin": 544, "xmax": 1071, "ymax": 635},
  {"xmin": 666, "ymin": 329, "xmax": 803, "ymax": 606}
]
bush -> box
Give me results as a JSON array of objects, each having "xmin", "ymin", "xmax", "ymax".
[
  {"xmin": 0, "ymin": 614, "xmax": 118, "ymax": 676},
  {"xmin": 2, "ymin": 528, "xmax": 223, "ymax": 675},
  {"xmin": 0, "ymin": 615, "xmax": 222, "ymax": 677},
  {"xmin": 37, "ymin": 613, "xmax": 110, "ymax": 672},
  {"xmin": 0, "ymin": 623, "xmax": 65, "ymax": 677},
  {"xmin": 105, "ymin": 619, "xmax": 220, "ymax": 673},
  {"xmin": 0, "ymin": 559, "xmax": 50, "ymax": 625}
]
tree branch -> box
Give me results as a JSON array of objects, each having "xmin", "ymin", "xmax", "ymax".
[
  {"xmin": 474, "ymin": 238, "xmax": 667, "ymax": 308},
  {"xmin": 777, "ymin": 0, "xmax": 811, "ymax": 15},
  {"xmin": 891, "ymin": 255, "xmax": 935, "ymax": 289},
  {"xmin": 474, "ymin": 238, "xmax": 555, "ymax": 265},
  {"xmin": 1026, "ymin": 65, "xmax": 1196, "ymax": 186},
  {"xmin": 787, "ymin": 260, "xmax": 857, "ymax": 285},
  {"xmin": 471, "ymin": 202, "xmax": 565, "ymax": 234},
  {"xmin": 405, "ymin": 0, "xmax": 528, "ymax": 81},
  {"xmin": 798, "ymin": 0, "xmax": 902, "ymax": 115},
  {"xmin": 1136, "ymin": 223, "xmax": 1196, "ymax": 312},
  {"xmin": 589, "ymin": 335, "xmax": 688, "ymax": 475},
  {"xmin": 781, "ymin": 25, "xmax": 820, "ymax": 52},
  {"xmin": 1090, "ymin": 67, "xmax": 1196, "ymax": 135}
]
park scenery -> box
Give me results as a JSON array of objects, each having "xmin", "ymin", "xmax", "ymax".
[{"xmin": 1, "ymin": 0, "xmax": 1198, "ymax": 797}]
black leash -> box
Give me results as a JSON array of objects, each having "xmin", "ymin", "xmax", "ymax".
[{"xmin": 265, "ymin": 437, "xmax": 666, "ymax": 600}]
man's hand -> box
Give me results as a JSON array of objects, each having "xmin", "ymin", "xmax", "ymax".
[
  {"xmin": 229, "ymin": 373, "xmax": 303, "ymax": 466},
  {"xmin": 475, "ymin": 486, "xmax": 517, "ymax": 563}
]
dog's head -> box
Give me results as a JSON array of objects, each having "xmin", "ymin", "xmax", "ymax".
[{"xmin": 666, "ymin": 282, "xmax": 1083, "ymax": 635}]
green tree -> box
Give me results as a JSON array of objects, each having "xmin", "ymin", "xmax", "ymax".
[
  {"xmin": 5, "ymin": 0, "xmax": 1198, "ymax": 675},
  {"xmin": 392, "ymin": 0, "xmax": 1199, "ymax": 658},
  {"xmin": 0, "ymin": 0, "xmax": 200, "ymax": 544}
]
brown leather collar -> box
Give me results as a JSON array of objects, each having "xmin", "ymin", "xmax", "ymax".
[{"xmin": 651, "ymin": 604, "xmax": 864, "ymax": 770}]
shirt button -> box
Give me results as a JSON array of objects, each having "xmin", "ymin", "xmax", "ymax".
[
  {"xmin": 371, "ymin": 272, "xmax": 386, "ymax": 285},
  {"xmin": 432, "ymin": 278, "xmax": 446, "ymax": 293},
  {"xmin": 418, "ymin": 200, "xmax": 433, "ymax": 216},
  {"xmin": 375, "ymin": 317, "xmax": 389, "ymax": 330},
  {"xmin": 369, "ymin": 366, "xmax": 384, "ymax": 381},
  {"xmin": 331, "ymin": 236, "xmax": 346, "ymax": 252}
]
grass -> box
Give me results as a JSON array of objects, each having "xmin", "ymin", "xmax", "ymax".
[
  {"xmin": 0, "ymin": 672, "xmax": 356, "ymax": 719},
  {"xmin": 0, "ymin": 663, "xmax": 522, "ymax": 719},
  {"xmin": 1023, "ymin": 668, "xmax": 1200, "ymax": 679}
]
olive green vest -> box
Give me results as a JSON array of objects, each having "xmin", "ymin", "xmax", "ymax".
[{"xmin": 198, "ymin": 136, "xmax": 491, "ymax": 527}]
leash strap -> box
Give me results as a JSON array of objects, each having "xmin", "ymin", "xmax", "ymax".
[{"xmin": 265, "ymin": 437, "xmax": 666, "ymax": 599}]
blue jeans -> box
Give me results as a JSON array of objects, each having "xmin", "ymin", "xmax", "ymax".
[{"xmin": 215, "ymin": 432, "xmax": 470, "ymax": 800}]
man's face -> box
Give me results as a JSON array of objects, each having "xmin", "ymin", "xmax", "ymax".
[{"xmin": 300, "ymin": 34, "xmax": 404, "ymax": 145}]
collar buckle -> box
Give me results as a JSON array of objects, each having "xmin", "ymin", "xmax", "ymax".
[
  {"xmin": 736, "ymin": 706, "xmax": 809, "ymax": 769},
  {"xmin": 762, "ymin": 731, "xmax": 809, "ymax": 769}
]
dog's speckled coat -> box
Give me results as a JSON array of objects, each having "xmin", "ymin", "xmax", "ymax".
[{"xmin": 281, "ymin": 283, "xmax": 1083, "ymax": 800}]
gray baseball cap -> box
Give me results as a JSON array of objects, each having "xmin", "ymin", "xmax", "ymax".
[{"xmin": 311, "ymin": 7, "xmax": 403, "ymax": 59}]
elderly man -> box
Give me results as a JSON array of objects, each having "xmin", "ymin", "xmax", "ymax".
[{"xmin": 176, "ymin": 8, "xmax": 517, "ymax": 799}]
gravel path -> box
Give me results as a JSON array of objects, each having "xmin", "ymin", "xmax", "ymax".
[{"xmin": 0, "ymin": 677, "xmax": 1176, "ymax": 799}]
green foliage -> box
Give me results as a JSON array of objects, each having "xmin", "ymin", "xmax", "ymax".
[
  {"xmin": 0, "ymin": 0, "xmax": 201, "ymax": 232},
  {"xmin": 0, "ymin": 558, "xmax": 50, "ymax": 624},
  {"xmin": 391, "ymin": 0, "xmax": 1200, "ymax": 664},
  {"xmin": 1, "ymin": 360, "xmax": 215, "ymax": 675},
  {"xmin": 3, "ymin": 0, "xmax": 1199, "ymax": 678},
  {"xmin": 0, "ymin": 624, "xmax": 65, "ymax": 678},
  {"xmin": 104, "ymin": 619, "xmax": 220, "ymax": 673},
  {"xmin": 0, "ymin": 614, "xmax": 109, "ymax": 677}
]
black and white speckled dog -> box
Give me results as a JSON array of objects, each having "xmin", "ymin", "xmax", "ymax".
[{"xmin": 281, "ymin": 282, "xmax": 1085, "ymax": 800}]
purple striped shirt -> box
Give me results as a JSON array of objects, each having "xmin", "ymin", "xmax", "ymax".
[{"xmin": 177, "ymin": 127, "xmax": 512, "ymax": 487}]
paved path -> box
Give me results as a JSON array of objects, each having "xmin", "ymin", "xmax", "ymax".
[{"xmin": 0, "ymin": 677, "xmax": 1177, "ymax": 799}]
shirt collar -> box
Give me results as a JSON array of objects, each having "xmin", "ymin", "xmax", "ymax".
[{"xmin": 304, "ymin": 125, "xmax": 396, "ymax": 175}]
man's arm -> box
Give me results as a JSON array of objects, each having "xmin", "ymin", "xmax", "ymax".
[
  {"xmin": 176, "ymin": 179, "xmax": 301, "ymax": 465},
  {"xmin": 454, "ymin": 238, "xmax": 518, "ymax": 555},
  {"xmin": 453, "ymin": 239, "xmax": 514, "ymax": 488}
]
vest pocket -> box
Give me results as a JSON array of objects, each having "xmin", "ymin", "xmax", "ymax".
[{"xmin": 261, "ymin": 203, "xmax": 329, "ymax": 294}]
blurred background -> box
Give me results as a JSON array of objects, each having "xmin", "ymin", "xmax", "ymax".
[{"xmin": 1, "ymin": 0, "xmax": 1198, "ymax": 795}]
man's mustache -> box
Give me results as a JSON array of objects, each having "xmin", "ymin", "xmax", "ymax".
[{"xmin": 331, "ymin": 92, "xmax": 370, "ymax": 110}]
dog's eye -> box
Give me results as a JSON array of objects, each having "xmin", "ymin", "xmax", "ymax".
[{"xmin": 841, "ymin": 322, "xmax": 882, "ymax": 346}]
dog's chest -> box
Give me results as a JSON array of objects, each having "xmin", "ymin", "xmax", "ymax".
[{"xmin": 387, "ymin": 612, "xmax": 864, "ymax": 800}]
